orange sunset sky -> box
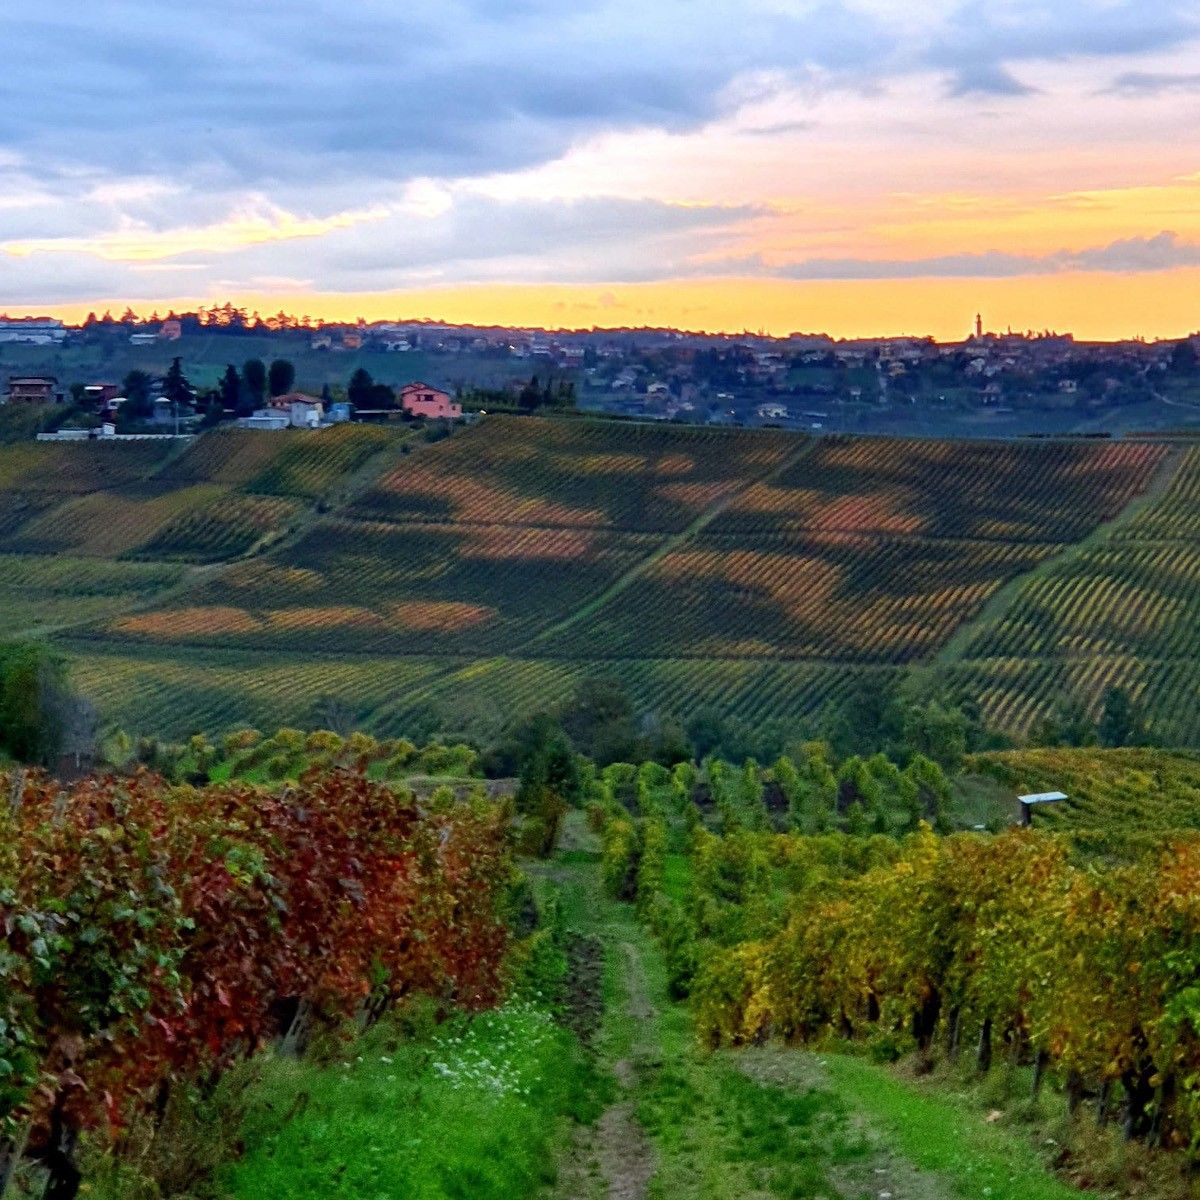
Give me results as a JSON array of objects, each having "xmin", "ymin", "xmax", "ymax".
[{"xmin": 3, "ymin": 2, "xmax": 1200, "ymax": 340}]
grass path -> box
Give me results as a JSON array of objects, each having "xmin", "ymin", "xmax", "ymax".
[{"xmin": 548, "ymin": 813, "xmax": 1094, "ymax": 1200}]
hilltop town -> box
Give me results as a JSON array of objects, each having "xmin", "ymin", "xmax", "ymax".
[{"xmin": 3, "ymin": 306, "xmax": 1200, "ymax": 440}]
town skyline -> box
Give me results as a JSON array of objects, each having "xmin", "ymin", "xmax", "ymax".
[{"xmin": 0, "ymin": 297, "xmax": 1197, "ymax": 346}]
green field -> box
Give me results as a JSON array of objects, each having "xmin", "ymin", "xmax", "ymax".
[
  {"xmin": 2, "ymin": 415, "xmax": 1197, "ymax": 740},
  {"xmin": 0, "ymin": 331, "xmax": 539, "ymax": 395}
]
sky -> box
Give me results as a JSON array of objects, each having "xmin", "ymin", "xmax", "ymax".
[{"xmin": 2, "ymin": 1, "xmax": 1200, "ymax": 339}]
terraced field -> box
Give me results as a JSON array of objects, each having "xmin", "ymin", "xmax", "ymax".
[
  {"xmin": 969, "ymin": 746, "xmax": 1200, "ymax": 853},
  {"xmin": 946, "ymin": 443, "xmax": 1200, "ymax": 743},
  {"xmin": 20, "ymin": 414, "xmax": 1188, "ymax": 742}
]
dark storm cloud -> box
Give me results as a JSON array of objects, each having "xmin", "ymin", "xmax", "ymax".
[
  {"xmin": 8, "ymin": 2, "xmax": 1193, "ymax": 194},
  {"xmin": 0, "ymin": 1, "xmax": 885, "ymax": 189}
]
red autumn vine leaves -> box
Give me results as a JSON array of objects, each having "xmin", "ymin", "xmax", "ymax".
[{"xmin": 0, "ymin": 767, "xmax": 512, "ymax": 1154}]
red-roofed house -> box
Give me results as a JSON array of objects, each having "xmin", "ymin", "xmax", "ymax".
[{"xmin": 399, "ymin": 383, "xmax": 461, "ymax": 420}]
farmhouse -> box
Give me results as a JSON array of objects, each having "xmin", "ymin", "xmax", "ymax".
[
  {"xmin": 400, "ymin": 382, "xmax": 461, "ymax": 420},
  {"xmin": 267, "ymin": 393, "xmax": 325, "ymax": 428},
  {"xmin": 4, "ymin": 376, "xmax": 64, "ymax": 405}
]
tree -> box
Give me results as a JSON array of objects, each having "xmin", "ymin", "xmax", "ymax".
[
  {"xmin": 836, "ymin": 756, "xmax": 882, "ymax": 819},
  {"xmin": 348, "ymin": 367, "xmax": 375, "ymax": 408},
  {"xmin": 559, "ymin": 676, "xmax": 640, "ymax": 764},
  {"xmin": 219, "ymin": 364, "xmax": 243, "ymax": 415},
  {"xmin": 1036, "ymin": 697, "xmax": 1099, "ymax": 748},
  {"xmin": 268, "ymin": 358, "xmax": 296, "ymax": 397},
  {"xmin": 1171, "ymin": 341, "xmax": 1197, "ymax": 375},
  {"xmin": 199, "ymin": 392, "xmax": 225, "ymax": 428},
  {"xmin": 899, "ymin": 699, "xmax": 970, "ymax": 773},
  {"xmin": 518, "ymin": 375, "xmax": 542, "ymax": 411},
  {"xmin": 162, "ymin": 357, "xmax": 194, "ymax": 414},
  {"xmin": 121, "ymin": 370, "xmax": 154, "ymax": 420},
  {"xmin": 515, "ymin": 718, "xmax": 582, "ymax": 856},
  {"xmin": 1099, "ymin": 687, "xmax": 1151, "ymax": 749},
  {"xmin": 0, "ymin": 643, "xmax": 76, "ymax": 766},
  {"xmin": 903, "ymin": 755, "xmax": 953, "ymax": 834},
  {"xmin": 242, "ymin": 358, "xmax": 267, "ymax": 407}
]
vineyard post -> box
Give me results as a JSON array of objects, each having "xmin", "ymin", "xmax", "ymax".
[
  {"xmin": 0, "ymin": 1124, "xmax": 30, "ymax": 1199},
  {"xmin": 7, "ymin": 769, "xmax": 24, "ymax": 814},
  {"xmin": 976, "ymin": 1017, "xmax": 993, "ymax": 1074},
  {"xmin": 946, "ymin": 1007, "xmax": 961, "ymax": 1059},
  {"xmin": 1066, "ymin": 1070, "xmax": 1086, "ymax": 1115},
  {"xmin": 280, "ymin": 999, "xmax": 314, "ymax": 1058},
  {"xmin": 1031, "ymin": 1048, "xmax": 1050, "ymax": 1099}
]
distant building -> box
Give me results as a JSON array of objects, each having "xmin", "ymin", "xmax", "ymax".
[
  {"xmin": 83, "ymin": 382, "xmax": 121, "ymax": 406},
  {"xmin": 756, "ymin": 402, "xmax": 789, "ymax": 421},
  {"xmin": 288, "ymin": 399, "xmax": 323, "ymax": 428},
  {"xmin": 129, "ymin": 332, "xmax": 157, "ymax": 346},
  {"xmin": 268, "ymin": 392, "xmax": 325, "ymax": 428},
  {"xmin": 399, "ymin": 382, "xmax": 461, "ymax": 420},
  {"xmin": 4, "ymin": 376, "xmax": 64, "ymax": 404},
  {"xmin": 0, "ymin": 316, "xmax": 66, "ymax": 345},
  {"xmin": 238, "ymin": 409, "xmax": 291, "ymax": 431}
]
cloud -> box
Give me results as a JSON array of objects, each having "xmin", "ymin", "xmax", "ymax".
[
  {"xmin": 1106, "ymin": 70, "xmax": 1200, "ymax": 95},
  {"xmin": 763, "ymin": 232, "xmax": 1200, "ymax": 281},
  {"xmin": 927, "ymin": 1, "xmax": 1199, "ymax": 96},
  {"xmin": 947, "ymin": 64, "xmax": 1036, "ymax": 97},
  {"xmin": 0, "ymin": 193, "xmax": 760, "ymax": 303},
  {"xmin": 0, "ymin": 1, "xmax": 887, "ymax": 193},
  {"xmin": 2, "ymin": 1, "xmax": 1200, "ymax": 306}
]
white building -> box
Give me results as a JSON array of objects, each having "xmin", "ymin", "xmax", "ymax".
[
  {"xmin": 288, "ymin": 399, "xmax": 323, "ymax": 428},
  {"xmin": 0, "ymin": 317, "xmax": 66, "ymax": 345},
  {"xmin": 238, "ymin": 409, "xmax": 290, "ymax": 431}
]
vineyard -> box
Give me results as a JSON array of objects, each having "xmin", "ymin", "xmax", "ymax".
[
  {"xmin": 2, "ymin": 416, "xmax": 1198, "ymax": 740},
  {"xmin": 0, "ymin": 426, "xmax": 408, "ymax": 567},
  {"xmin": 948, "ymin": 443, "xmax": 1200, "ymax": 740},
  {"xmin": 542, "ymin": 531, "xmax": 1059, "ymax": 664},
  {"xmin": 673, "ymin": 822, "xmax": 1200, "ymax": 1149},
  {"xmin": 349, "ymin": 417, "xmax": 800, "ymax": 531},
  {"xmin": 587, "ymin": 745, "xmax": 1200, "ymax": 1181},
  {"xmin": 710, "ymin": 436, "xmax": 1166, "ymax": 540},
  {"xmin": 969, "ymin": 746, "xmax": 1200, "ymax": 847},
  {"xmin": 0, "ymin": 766, "xmax": 512, "ymax": 1196}
]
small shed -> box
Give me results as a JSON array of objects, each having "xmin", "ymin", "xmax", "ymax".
[{"xmin": 1018, "ymin": 791, "xmax": 1068, "ymax": 827}]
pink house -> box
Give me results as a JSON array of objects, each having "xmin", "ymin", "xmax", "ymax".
[{"xmin": 399, "ymin": 382, "xmax": 461, "ymax": 420}]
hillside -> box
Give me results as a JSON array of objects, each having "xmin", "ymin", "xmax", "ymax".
[{"xmin": 1, "ymin": 415, "xmax": 1195, "ymax": 741}]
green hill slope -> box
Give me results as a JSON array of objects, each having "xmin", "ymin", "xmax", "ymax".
[{"xmin": 0, "ymin": 416, "xmax": 1191, "ymax": 740}]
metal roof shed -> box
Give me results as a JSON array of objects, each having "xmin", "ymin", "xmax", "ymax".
[{"xmin": 1018, "ymin": 791, "xmax": 1069, "ymax": 827}]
